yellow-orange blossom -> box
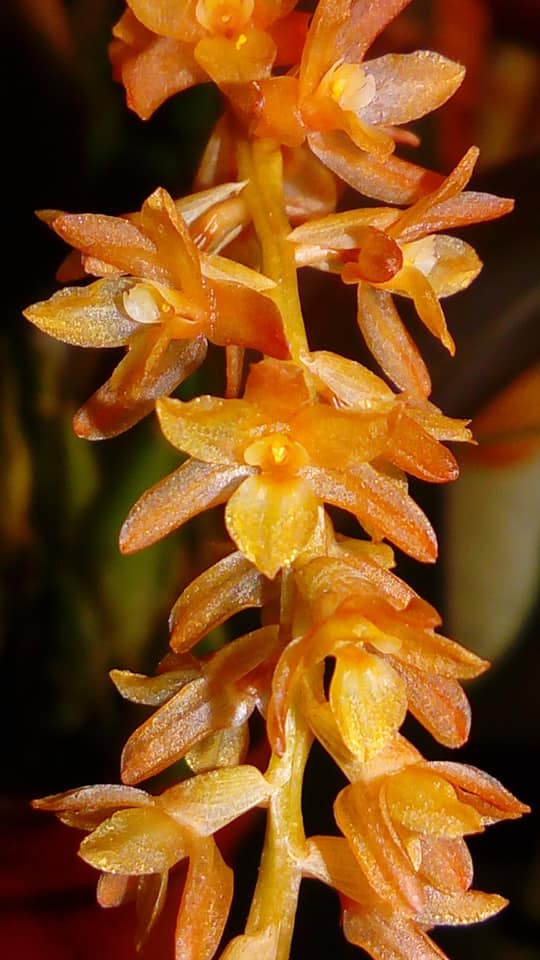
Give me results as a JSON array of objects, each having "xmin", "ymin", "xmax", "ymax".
[{"xmin": 27, "ymin": 1, "xmax": 528, "ymax": 959}]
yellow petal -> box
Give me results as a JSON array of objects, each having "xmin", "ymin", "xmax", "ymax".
[
  {"xmin": 418, "ymin": 886, "xmax": 508, "ymax": 926},
  {"xmin": 292, "ymin": 403, "xmax": 390, "ymax": 468},
  {"xmin": 195, "ymin": 31, "xmax": 276, "ymax": 85},
  {"xmin": 357, "ymin": 285, "xmax": 431, "ymax": 396},
  {"xmin": 225, "ymin": 474, "xmax": 320, "ymax": 578},
  {"xmin": 403, "ymin": 235, "xmax": 482, "ymax": 297},
  {"xmin": 343, "ymin": 901, "xmax": 448, "ymax": 960},
  {"xmin": 110, "ymin": 663, "xmax": 200, "ymax": 705},
  {"xmin": 330, "ymin": 650, "xmax": 408, "ymax": 761},
  {"xmin": 160, "ymin": 765, "xmax": 271, "ymax": 834},
  {"xmin": 24, "ymin": 277, "xmax": 139, "ymax": 347},
  {"xmin": 136, "ymin": 872, "xmax": 169, "ymax": 948},
  {"xmin": 300, "ymin": 350, "xmax": 395, "ymax": 410},
  {"xmin": 383, "ymin": 766, "xmax": 484, "ymax": 838},
  {"xmin": 390, "ymin": 659, "xmax": 472, "ymax": 748},
  {"xmin": 157, "ymin": 395, "xmax": 269, "ymax": 463},
  {"xmin": 303, "ymin": 835, "xmax": 374, "ymax": 903},
  {"xmin": 185, "ymin": 724, "xmax": 249, "ymax": 773},
  {"xmin": 80, "ymin": 807, "xmax": 187, "ymax": 875},
  {"xmin": 128, "ymin": 0, "xmax": 201, "ymax": 41},
  {"xmin": 175, "ymin": 837, "xmax": 233, "ymax": 960}
]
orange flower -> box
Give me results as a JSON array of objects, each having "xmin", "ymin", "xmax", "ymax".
[
  {"xmin": 290, "ymin": 148, "xmax": 514, "ymax": 394},
  {"xmin": 110, "ymin": 0, "xmax": 309, "ymax": 119},
  {"xmin": 34, "ymin": 767, "xmax": 271, "ymax": 956},
  {"xmin": 250, "ymin": 0, "xmax": 465, "ymax": 202},
  {"xmin": 118, "ymin": 357, "xmax": 464, "ymax": 575},
  {"xmin": 24, "ymin": 186, "xmax": 286, "ymax": 438}
]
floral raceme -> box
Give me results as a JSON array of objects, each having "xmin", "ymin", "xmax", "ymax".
[{"xmin": 28, "ymin": 1, "xmax": 528, "ymax": 960}]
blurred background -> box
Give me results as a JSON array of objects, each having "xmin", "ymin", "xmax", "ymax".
[{"xmin": 1, "ymin": 0, "xmax": 539, "ymax": 957}]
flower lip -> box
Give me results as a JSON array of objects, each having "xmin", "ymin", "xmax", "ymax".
[{"xmin": 243, "ymin": 433, "xmax": 310, "ymax": 472}]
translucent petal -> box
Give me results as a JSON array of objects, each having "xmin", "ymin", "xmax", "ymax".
[
  {"xmin": 169, "ymin": 551, "xmax": 267, "ymax": 652},
  {"xmin": 427, "ymin": 762, "xmax": 530, "ymax": 821},
  {"xmin": 74, "ymin": 331, "xmax": 207, "ymax": 440},
  {"xmin": 157, "ymin": 395, "xmax": 270, "ymax": 463},
  {"xmin": 390, "ymin": 659, "xmax": 472, "ymax": 748},
  {"xmin": 290, "ymin": 207, "xmax": 399, "ymax": 251},
  {"xmin": 140, "ymin": 187, "xmax": 203, "ymax": 296},
  {"xmin": 303, "ymin": 835, "xmax": 374, "ymax": 902},
  {"xmin": 110, "ymin": 663, "xmax": 200, "ymax": 705},
  {"xmin": 362, "ymin": 52, "xmax": 465, "ymax": 126},
  {"xmin": 308, "ymin": 130, "xmax": 442, "ymax": 204},
  {"xmin": 330, "ymin": 650, "xmax": 408, "ymax": 761},
  {"xmin": 292, "ymin": 403, "xmax": 390, "ymax": 468},
  {"xmin": 32, "ymin": 784, "xmax": 152, "ymax": 831},
  {"xmin": 195, "ymin": 31, "xmax": 276, "ymax": 85},
  {"xmin": 121, "ymin": 677, "xmax": 255, "ymax": 784},
  {"xmin": 357, "ymin": 285, "xmax": 431, "ymax": 396},
  {"xmin": 335, "ymin": 781, "xmax": 425, "ymax": 912},
  {"xmin": 418, "ymin": 836, "xmax": 473, "ymax": 893},
  {"xmin": 399, "ymin": 191, "xmax": 514, "ymax": 243},
  {"xmin": 80, "ymin": 807, "xmax": 187, "ymax": 875},
  {"xmin": 51, "ymin": 210, "xmax": 163, "ymax": 281},
  {"xmin": 389, "ymin": 147, "xmax": 480, "ymax": 240},
  {"xmin": 403, "ymin": 236, "xmax": 482, "ymax": 298},
  {"xmin": 119, "ymin": 458, "xmax": 251, "ymax": 554},
  {"xmin": 160, "ymin": 766, "xmax": 271, "ymax": 834},
  {"xmin": 24, "ymin": 277, "xmax": 139, "ymax": 347},
  {"xmin": 206, "ymin": 273, "xmax": 288, "ymax": 358},
  {"xmin": 343, "ymin": 902, "xmax": 449, "ymax": 960},
  {"xmin": 390, "ymin": 265, "xmax": 454, "ymax": 353},
  {"xmin": 300, "ymin": 350, "xmax": 395, "ymax": 411},
  {"xmin": 387, "ymin": 412, "xmax": 459, "ymax": 483},
  {"xmin": 226, "ymin": 474, "xmax": 320, "ymax": 578},
  {"xmin": 136, "ymin": 872, "xmax": 169, "ymax": 948},
  {"xmin": 383, "ymin": 767, "xmax": 483, "ymax": 838},
  {"xmin": 175, "ymin": 837, "xmax": 233, "ymax": 960},
  {"xmin": 418, "ymin": 886, "xmax": 508, "ymax": 926},
  {"xmin": 305, "ymin": 462, "xmax": 438, "ymax": 562}
]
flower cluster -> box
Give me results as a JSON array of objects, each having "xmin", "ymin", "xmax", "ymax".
[{"xmin": 26, "ymin": 1, "xmax": 528, "ymax": 959}]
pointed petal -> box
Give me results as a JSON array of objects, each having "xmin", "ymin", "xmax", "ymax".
[
  {"xmin": 74, "ymin": 331, "xmax": 207, "ymax": 439},
  {"xmin": 304, "ymin": 462, "xmax": 438, "ymax": 562},
  {"xmin": 110, "ymin": 662, "xmax": 200, "ymax": 705},
  {"xmin": 403, "ymin": 236, "xmax": 482, "ymax": 298},
  {"xmin": 335, "ymin": 781, "xmax": 425, "ymax": 912},
  {"xmin": 330, "ymin": 650, "xmax": 408, "ymax": 761},
  {"xmin": 24, "ymin": 277, "xmax": 139, "ymax": 347},
  {"xmin": 119, "ymin": 458, "xmax": 251, "ymax": 554},
  {"xmin": 32, "ymin": 784, "xmax": 152, "ymax": 829},
  {"xmin": 174, "ymin": 837, "xmax": 233, "ymax": 960},
  {"xmin": 418, "ymin": 836, "xmax": 473, "ymax": 893},
  {"xmin": 343, "ymin": 902, "xmax": 450, "ymax": 960},
  {"xmin": 427, "ymin": 762, "xmax": 530, "ymax": 821},
  {"xmin": 398, "ymin": 191, "xmax": 514, "ymax": 244},
  {"xmin": 51, "ymin": 210, "xmax": 162, "ymax": 280},
  {"xmin": 292, "ymin": 404, "xmax": 390, "ymax": 468},
  {"xmin": 80, "ymin": 807, "xmax": 187, "ymax": 874},
  {"xmin": 362, "ymin": 53, "xmax": 465, "ymax": 126},
  {"xmin": 157, "ymin": 395, "xmax": 269, "ymax": 463},
  {"xmin": 357, "ymin": 285, "xmax": 431, "ymax": 396},
  {"xmin": 169, "ymin": 552, "xmax": 267, "ymax": 652},
  {"xmin": 382, "ymin": 766, "xmax": 483, "ymax": 838},
  {"xmin": 226, "ymin": 474, "xmax": 320, "ymax": 578},
  {"xmin": 418, "ymin": 886, "xmax": 507, "ymax": 926},
  {"xmin": 160, "ymin": 766, "xmax": 271, "ymax": 834},
  {"xmin": 140, "ymin": 187, "xmax": 203, "ymax": 295},
  {"xmin": 389, "ymin": 659, "xmax": 471, "ymax": 748},
  {"xmin": 390, "ymin": 147, "xmax": 480, "ymax": 240},
  {"xmin": 391, "ymin": 265, "xmax": 455, "ymax": 353},
  {"xmin": 387, "ymin": 412, "xmax": 459, "ymax": 483},
  {"xmin": 308, "ymin": 131, "xmax": 442, "ymax": 204},
  {"xmin": 303, "ymin": 835, "xmax": 374, "ymax": 902},
  {"xmin": 121, "ymin": 677, "xmax": 256, "ymax": 784}
]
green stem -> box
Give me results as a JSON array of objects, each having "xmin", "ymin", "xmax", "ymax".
[{"xmin": 236, "ymin": 138, "xmax": 309, "ymax": 363}]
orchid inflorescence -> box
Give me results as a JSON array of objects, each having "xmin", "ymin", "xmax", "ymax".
[{"xmin": 26, "ymin": 1, "xmax": 529, "ymax": 958}]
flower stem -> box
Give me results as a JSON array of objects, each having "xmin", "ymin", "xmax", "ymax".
[{"xmin": 236, "ymin": 138, "xmax": 309, "ymax": 363}]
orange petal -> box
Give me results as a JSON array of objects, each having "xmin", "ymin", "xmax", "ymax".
[
  {"xmin": 174, "ymin": 837, "xmax": 233, "ymax": 960},
  {"xmin": 357, "ymin": 285, "xmax": 431, "ymax": 397},
  {"xmin": 110, "ymin": 662, "xmax": 200, "ymax": 705},
  {"xmin": 362, "ymin": 52, "xmax": 464, "ymax": 126},
  {"xmin": 308, "ymin": 130, "xmax": 442, "ymax": 205},
  {"xmin": 382, "ymin": 766, "xmax": 483, "ymax": 839},
  {"xmin": 303, "ymin": 835, "xmax": 374, "ymax": 903},
  {"xmin": 136, "ymin": 872, "xmax": 169, "ymax": 948},
  {"xmin": 80, "ymin": 807, "xmax": 187, "ymax": 874},
  {"xmin": 335, "ymin": 781, "xmax": 425, "ymax": 912},
  {"xmin": 127, "ymin": 0, "xmax": 201, "ymax": 41},
  {"xmin": 418, "ymin": 886, "xmax": 507, "ymax": 926},
  {"xmin": 390, "ymin": 146, "xmax": 480, "ymax": 240},
  {"xmin": 427, "ymin": 762, "xmax": 530, "ymax": 822},
  {"xmin": 185, "ymin": 724, "xmax": 249, "ymax": 773},
  {"xmin": 292, "ymin": 403, "xmax": 390, "ymax": 469},
  {"xmin": 51, "ymin": 210, "xmax": 162, "ymax": 280},
  {"xmin": 207, "ymin": 274, "xmax": 289, "ymax": 359},
  {"xmin": 343, "ymin": 901, "xmax": 450, "ymax": 960},
  {"xmin": 390, "ymin": 265, "xmax": 454, "ymax": 354},
  {"xmin": 169, "ymin": 551, "xmax": 267, "ymax": 652},
  {"xmin": 225, "ymin": 474, "xmax": 320, "ymax": 578},
  {"xmin": 387, "ymin": 412, "xmax": 459, "ymax": 483},
  {"xmin": 32, "ymin": 784, "xmax": 152, "ymax": 830},
  {"xmin": 389, "ymin": 659, "xmax": 471, "ymax": 748},
  {"xmin": 402, "ymin": 236, "xmax": 482, "ymax": 297},
  {"xmin": 97, "ymin": 873, "xmax": 135, "ymax": 907},
  {"xmin": 397, "ymin": 191, "xmax": 514, "ymax": 244},
  {"xmin": 160, "ymin": 766, "xmax": 271, "ymax": 834},
  {"xmin": 119, "ymin": 458, "xmax": 251, "ymax": 554},
  {"xmin": 74, "ymin": 331, "xmax": 207, "ymax": 440},
  {"xmin": 195, "ymin": 31, "xmax": 276, "ymax": 86},
  {"xmin": 418, "ymin": 835, "xmax": 473, "ymax": 893},
  {"xmin": 120, "ymin": 677, "xmax": 255, "ymax": 784},
  {"xmin": 24, "ymin": 277, "xmax": 139, "ymax": 347},
  {"xmin": 305, "ymin": 462, "xmax": 438, "ymax": 562},
  {"xmin": 157, "ymin": 395, "xmax": 269, "ymax": 463},
  {"xmin": 330, "ymin": 650, "xmax": 408, "ymax": 761}
]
